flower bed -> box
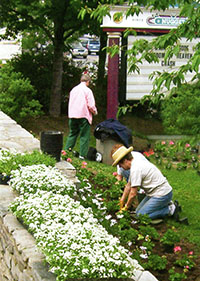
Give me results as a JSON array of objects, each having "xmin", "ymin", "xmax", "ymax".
[
  {"xmin": 3, "ymin": 146, "xmax": 200, "ymax": 281},
  {"xmin": 144, "ymin": 140, "xmax": 200, "ymax": 173},
  {"xmin": 9, "ymin": 163, "xmax": 136, "ymax": 279},
  {"xmin": 11, "ymin": 190, "xmax": 134, "ymax": 279},
  {"xmin": 62, "ymin": 151, "xmax": 200, "ymax": 281}
]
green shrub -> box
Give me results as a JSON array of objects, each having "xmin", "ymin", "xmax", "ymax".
[
  {"xmin": 0, "ymin": 64, "xmax": 43, "ymax": 121},
  {"xmin": 9, "ymin": 51, "xmax": 82, "ymax": 113},
  {"xmin": 161, "ymin": 82, "xmax": 200, "ymax": 135}
]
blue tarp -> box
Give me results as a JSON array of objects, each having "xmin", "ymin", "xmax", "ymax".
[{"xmin": 94, "ymin": 119, "xmax": 132, "ymax": 148}]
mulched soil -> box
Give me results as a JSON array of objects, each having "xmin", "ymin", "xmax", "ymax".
[
  {"xmin": 89, "ymin": 175, "xmax": 200, "ymax": 281},
  {"xmin": 150, "ymin": 223, "xmax": 200, "ymax": 281},
  {"xmin": 86, "ymin": 169, "xmax": 200, "ymax": 281}
]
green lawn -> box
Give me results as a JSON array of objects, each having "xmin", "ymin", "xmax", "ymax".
[{"xmin": 162, "ymin": 168, "xmax": 200, "ymax": 247}]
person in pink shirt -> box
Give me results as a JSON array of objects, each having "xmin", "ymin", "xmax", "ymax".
[{"xmin": 65, "ymin": 74, "xmax": 97, "ymax": 159}]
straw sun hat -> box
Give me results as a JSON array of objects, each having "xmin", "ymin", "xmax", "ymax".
[{"xmin": 112, "ymin": 146, "xmax": 133, "ymax": 166}]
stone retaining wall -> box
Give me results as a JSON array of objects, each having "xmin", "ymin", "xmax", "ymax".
[
  {"xmin": 0, "ymin": 185, "xmax": 56, "ymax": 281},
  {"xmin": 0, "ymin": 161, "xmax": 76, "ymax": 281}
]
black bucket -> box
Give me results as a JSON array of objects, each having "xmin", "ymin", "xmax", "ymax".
[{"xmin": 40, "ymin": 131, "xmax": 63, "ymax": 162}]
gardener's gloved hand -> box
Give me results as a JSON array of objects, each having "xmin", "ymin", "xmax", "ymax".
[
  {"xmin": 119, "ymin": 199, "xmax": 124, "ymax": 210},
  {"xmin": 119, "ymin": 205, "xmax": 128, "ymax": 213}
]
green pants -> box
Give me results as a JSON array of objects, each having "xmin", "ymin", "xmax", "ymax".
[{"xmin": 65, "ymin": 118, "xmax": 90, "ymax": 158}]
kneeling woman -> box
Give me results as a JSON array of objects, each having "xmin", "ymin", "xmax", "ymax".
[{"xmin": 111, "ymin": 145, "xmax": 179, "ymax": 220}]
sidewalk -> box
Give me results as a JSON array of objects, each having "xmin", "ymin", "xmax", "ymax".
[{"xmin": 0, "ymin": 111, "xmax": 40, "ymax": 152}]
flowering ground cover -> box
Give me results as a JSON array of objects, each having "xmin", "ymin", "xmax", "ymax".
[
  {"xmin": 3, "ymin": 141, "xmax": 200, "ymax": 281},
  {"xmin": 9, "ymin": 163, "xmax": 137, "ymax": 280},
  {"xmin": 11, "ymin": 191, "xmax": 135, "ymax": 279}
]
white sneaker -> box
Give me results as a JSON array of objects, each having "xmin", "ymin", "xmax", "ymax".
[
  {"xmin": 168, "ymin": 203, "xmax": 176, "ymax": 216},
  {"xmin": 79, "ymin": 156, "xmax": 85, "ymax": 160}
]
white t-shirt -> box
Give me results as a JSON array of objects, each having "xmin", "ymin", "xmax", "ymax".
[
  {"xmin": 129, "ymin": 158, "xmax": 172, "ymax": 197},
  {"xmin": 117, "ymin": 151, "xmax": 148, "ymax": 175}
]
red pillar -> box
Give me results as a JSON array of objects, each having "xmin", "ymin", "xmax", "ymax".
[{"xmin": 107, "ymin": 32, "xmax": 121, "ymax": 119}]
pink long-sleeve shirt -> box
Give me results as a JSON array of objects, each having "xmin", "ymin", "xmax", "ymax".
[{"xmin": 68, "ymin": 82, "xmax": 97, "ymax": 124}]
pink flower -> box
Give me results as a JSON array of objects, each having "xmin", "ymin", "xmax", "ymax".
[
  {"xmin": 81, "ymin": 165, "xmax": 86, "ymax": 169},
  {"xmin": 169, "ymin": 141, "xmax": 175, "ymax": 145},
  {"xmin": 61, "ymin": 150, "xmax": 67, "ymax": 155},
  {"xmin": 185, "ymin": 265, "xmax": 189, "ymax": 269},
  {"xmin": 161, "ymin": 141, "xmax": 166, "ymax": 145},
  {"xmin": 113, "ymin": 172, "xmax": 118, "ymax": 176},
  {"xmin": 82, "ymin": 161, "xmax": 87, "ymax": 166},
  {"xmin": 143, "ymin": 149, "xmax": 154, "ymax": 158},
  {"xmin": 143, "ymin": 151, "xmax": 150, "ymax": 157},
  {"xmin": 67, "ymin": 158, "xmax": 72, "ymax": 163},
  {"xmin": 189, "ymin": 251, "xmax": 193, "ymax": 255},
  {"xmin": 174, "ymin": 246, "xmax": 182, "ymax": 253},
  {"xmin": 185, "ymin": 143, "xmax": 190, "ymax": 148},
  {"xmin": 149, "ymin": 149, "xmax": 154, "ymax": 155}
]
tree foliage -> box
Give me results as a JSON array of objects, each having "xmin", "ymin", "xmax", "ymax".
[
  {"xmin": 0, "ymin": 0, "xmax": 106, "ymax": 117},
  {"xmin": 1, "ymin": 0, "xmax": 200, "ymax": 119},
  {"xmin": 161, "ymin": 82, "xmax": 200, "ymax": 135},
  {"xmin": 8, "ymin": 51, "xmax": 82, "ymax": 114}
]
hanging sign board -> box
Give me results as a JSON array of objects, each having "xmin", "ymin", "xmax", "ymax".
[
  {"xmin": 102, "ymin": 6, "xmax": 186, "ymax": 30},
  {"xmin": 102, "ymin": 6, "xmax": 197, "ymax": 100}
]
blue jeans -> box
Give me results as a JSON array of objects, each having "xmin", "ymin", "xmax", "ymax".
[
  {"xmin": 121, "ymin": 169, "xmax": 130, "ymax": 182},
  {"xmin": 136, "ymin": 191, "xmax": 173, "ymax": 219}
]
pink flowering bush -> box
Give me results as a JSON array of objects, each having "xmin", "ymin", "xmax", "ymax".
[{"xmin": 153, "ymin": 140, "xmax": 200, "ymax": 172}]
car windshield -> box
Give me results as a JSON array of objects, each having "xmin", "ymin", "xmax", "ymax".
[
  {"xmin": 72, "ymin": 42, "xmax": 83, "ymax": 48},
  {"xmin": 89, "ymin": 41, "xmax": 99, "ymax": 45}
]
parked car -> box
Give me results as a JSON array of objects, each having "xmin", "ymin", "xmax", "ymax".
[
  {"xmin": 71, "ymin": 42, "xmax": 88, "ymax": 58},
  {"xmin": 80, "ymin": 38, "xmax": 90, "ymax": 48},
  {"xmin": 87, "ymin": 40, "xmax": 100, "ymax": 55}
]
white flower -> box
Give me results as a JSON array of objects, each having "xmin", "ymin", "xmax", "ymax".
[
  {"xmin": 140, "ymin": 253, "xmax": 148, "ymax": 259},
  {"xmin": 116, "ymin": 214, "xmax": 124, "ymax": 219},
  {"xmin": 110, "ymin": 219, "xmax": 117, "ymax": 226},
  {"xmin": 82, "ymin": 268, "xmax": 89, "ymax": 274},
  {"xmin": 105, "ymin": 215, "xmax": 112, "ymax": 220}
]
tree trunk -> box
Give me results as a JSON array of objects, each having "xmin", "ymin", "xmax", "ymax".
[{"xmin": 49, "ymin": 42, "xmax": 64, "ymax": 117}]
